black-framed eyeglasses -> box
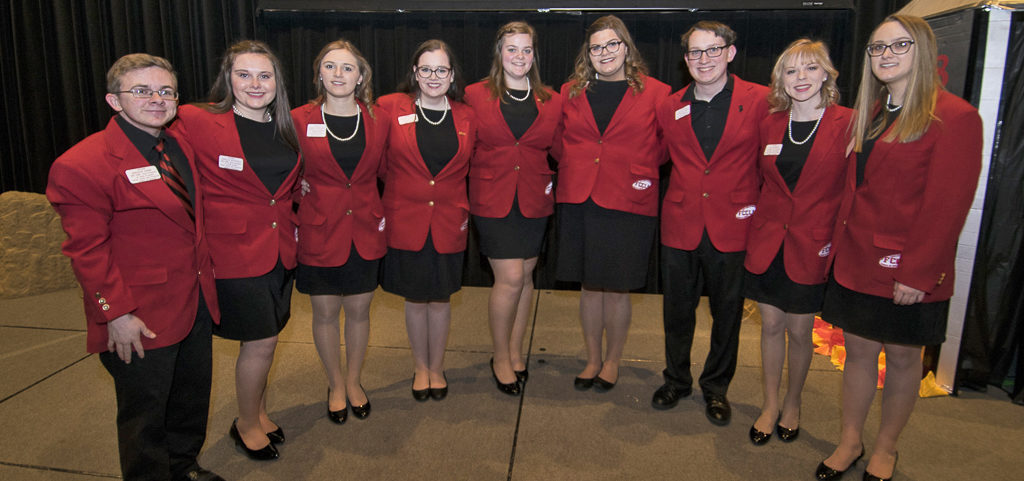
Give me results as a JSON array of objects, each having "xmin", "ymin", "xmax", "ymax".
[
  {"xmin": 116, "ymin": 88, "xmax": 179, "ymax": 100},
  {"xmin": 684, "ymin": 45, "xmax": 729, "ymax": 61},
  {"xmin": 588, "ymin": 40, "xmax": 623, "ymax": 56},
  {"xmin": 866, "ymin": 40, "xmax": 915, "ymax": 57},
  {"xmin": 415, "ymin": 66, "xmax": 452, "ymax": 79}
]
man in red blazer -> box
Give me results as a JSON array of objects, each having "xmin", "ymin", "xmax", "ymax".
[
  {"xmin": 46, "ymin": 54, "xmax": 223, "ymax": 481},
  {"xmin": 653, "ymin": 21, "xmax": 770, "ymax": 425}
]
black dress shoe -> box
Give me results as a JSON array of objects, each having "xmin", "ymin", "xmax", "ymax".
[
  {"xmin": 266, "ymin": 425, "xmax": 285, "ymax": 444},
  {"xmin": 651, "ymin": 384, "xmax": 691, "ymax": 410},
  {"xmin": 514, "ymin": 368, "xmax": 529, "ymax": 383},
  {"xmin": 411, "ymin": 376, "xmax": 430, "ymax": 402},
  {"xmin": 327, "ymin": 389, "xmax": 348, "ymax": 424},
  {"xmin": 491, "ymin": 358, "xmax": 521, "ymax": 396},
  {"xmin": 349, "ymin": 384, "xmax": 371, "ymax": 419},
  {"xmin": 862, "ymin": 452, "xmax": 897, "ymax": 481},
  {"xmin": 182, "ymin": 467, "xmax": 225, "ymax": 481},
  {"xmin": 749, "ymin": 425, "xmax": 772, "ymax": 445},
  {"xmin": 429, "ymin": 372, "xmax": 448, "ymax": 400},
  {"xmin": 592, "ymin": 376, "xmax": 616, "ymax": 392},
  {"xmin": 777, "ymin": 422, "xmax": 800, "ymax": 442},
  {"xmin": 229, "ymin": 419, "xmax": 279, "ymax": 461},
  {"xmin": 703, "ymin": 393, "xmax": 731, "ymax": 426},
  {"xmin": 573, "ymin": 376, "xmax": 595, "ymax": 390},
  {"xmin": 815, "ymin": 445, "xmax": 864, "ymax": 480}
]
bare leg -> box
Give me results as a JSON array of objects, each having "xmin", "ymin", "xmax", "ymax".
[
  {"xmin": 405, "ymin": 301, "xmax": 430, "ymax": 391},
  {"xmin": 234, "ymin": 336, "xmax": 278, "ymax": 449},
  {"xmin": 755, "ymin": 302, "xmax": 786, "ymax": 433},
  {"xmin": 780, "ymin": 312, "xmax": 815, "ymax": 429},
  {"xmin": 311, "ymin": 295, "xmax": 347, "ymax": 411},
  {"xmin": 823, "ymin": 332, "xmax": 882, "ymax": 470},
  {"xmin": 426, "ymin": 300, "xmax": 451, "ymax": 388},
  {"xmin": 341, "ymin": 291, "xmax": 374, "ymax": 406},
  {"xmin": 488, "ymin": 258, "xmax": 526, "ymax": 384},
  {"xmin": 597, "ymin": 290, "xmax": 631, "ymax": 383},
  {"xmin": 866, "ymin": 342, "xmax": 922, "ymax": 478},
  {"xmin": 578, "ymin": 287, "xmax": 604, "ymax": 378},
  {"xmin": 509, "ymin": 257, "xmax": 538, "ymax": 373}
]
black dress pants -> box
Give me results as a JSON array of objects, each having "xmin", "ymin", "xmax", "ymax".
[
  {"xmin": 99, "ymin": 294, "xmax": 213, "ymax": 481},
  {"xmin": 660, "ymin": 231, "xmax": 746, "ymax": 396}
]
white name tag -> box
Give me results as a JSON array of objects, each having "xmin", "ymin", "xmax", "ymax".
[
  {"xmin": 306, "ymin": 124, "xmax": 327, "ymax": 137},
  {"xmin": 764, "ymin": 144, "xmax": 783, "ymax": 156},
  {"xmin": 218, "ymin": 155, "xmax": 244, "ymax": 171},
  {"xmin": 125, "ymin": 165, "xmax": 160, "ymax": 184},
  {"xmin": 398, "ymin": 113, "xmax": 418, "ymax": 125},
  {"xmin": 675, "ymin": 105, "xmax": 691, "ymax": 120}
]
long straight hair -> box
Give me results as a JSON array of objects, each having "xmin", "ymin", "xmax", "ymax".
[
  {"xmin": 567, "ymin": 15, "xmax": 648, "ymax": 98},
  {"xmin": 484, "ymin": 21, "xmax": 552, "ymax": 104},
  {"xmin": 851, "ymin": 14, "xmax": 941, "ymax": 151},
  {"xmin": 311, "ymin": 39, "xmax": 375, "ymax": 118}
]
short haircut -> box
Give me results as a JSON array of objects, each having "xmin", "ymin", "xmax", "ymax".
[
  {"xmin": 680, "ymin": 21, "xmax": 737, "ymax": 51},
  {"xmin": 106, "ymin": 53, "xmax": 176, "ymax": 94}
]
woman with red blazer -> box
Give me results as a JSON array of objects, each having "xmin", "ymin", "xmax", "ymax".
[
  {"xmin": 464, "ymin": 21, "xmax": 561, "ymax": 396},
  {"xmin": 742, "ymin": 39, "xmax": 853, "ymax": 446},
  {"xmin": 554, "ymin": 15, "xmax": 671, "ymax": 392},
  {"xmin": 379, "ymin": 39, "xmax": 476, "ymax": 401},
  {"xmin": 816, "ymin": 16, "xmax": 983, "ymax": 481},
  {"xmin": 174, "ymin": 40, "xmax": 301, "ymax": 461},
  {"xmin": 291, "ymin": 39, "xmax": 387, "ymax": 424}
]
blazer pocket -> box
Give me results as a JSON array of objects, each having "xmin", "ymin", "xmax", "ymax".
[
  {"xmin": 628, "ymin": 164, "xmax": 657, "ymax": 200},
  {"xmin": 468, "ymin": 167, "xmax": 496, "ymax": 180},
  {"xmin": 127, "ymin": 266, "xmax": 168, "ymax": 286},
  {"xmin": 872, "ymin": 233, "xmax": 905, "ymax": 251},
  {"xmin": 665, "ymin": 188, "xmax": 684, "ymax": 204},
  {"xmin": 206, "ymin": 217, "xmax": 246, "ymax": 235}
]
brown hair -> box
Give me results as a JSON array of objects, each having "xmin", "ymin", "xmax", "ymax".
[
  {"xmin": 398, "ymin": 39, "xmax": 465, "ymax": 102},
  {"xmin": 201, "ymin": 40, "xmax": 299, "ymax": 152},
  {"xmin": 484, "ymin": 21, "xmax": 552, "ymax": 104},
  {"xmin": 106, "ymin": 53, "xmax": 176, "ymax": 93},
  {"xmin": 852, "ymin": 14, "xmax": 942, "ymax": 151},
  {"xmin": 311, "ymin": 39, "xmax": 375, "ymax": 118},
  {"xmin": 567, "ymin": 15, "xmax": 648, "ymax": 98},
  {"xmin": 680, "ymin": 21, "xmax": 737, "ymax": 52},
  {"xmin": 767, "ymin": 39, "xmax": 840, "ymax": 113}
]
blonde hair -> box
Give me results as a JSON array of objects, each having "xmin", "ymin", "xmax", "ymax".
[
  {"xmin": 767, "ymin": 39, "xmax": 840, "ymax": 113},
  {"xmin": 311, "ymin": 39, "xmax": 375, "ymax": 118},
  {"xmin": 852, "ymin": 14, "xmax": 942, "ymax": 151},
  {"xmin": 484, "ymin": 21, "xmax": 552, "ymax": 103},
  {"xmin": 567, "ymin": 15, "xmax": 648, "ymax": 98}
]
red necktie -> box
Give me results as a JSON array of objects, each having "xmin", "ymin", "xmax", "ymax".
[{"xmin": 154, "ymin": 138, "xmax": 194, "ymax": 221}]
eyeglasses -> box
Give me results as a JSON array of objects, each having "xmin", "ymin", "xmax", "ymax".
[
  {"xmin": 116, "ymin": 88, "xmax": 179, "ymax": 100},
  {"xmin": 684, "ymin": 45, "xmax": 729, "ymax": 61},
  {"xmin": 866, "ymin": 40, "xmax": 915, "ymax": 57},
  {"xmin": 588, "ymin": 40, "xmax": 623, "ymax": 56},
  {"xmin": 415, "ymin": 66, "xmax": 452, "ymax": 79}
]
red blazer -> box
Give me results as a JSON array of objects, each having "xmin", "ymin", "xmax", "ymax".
[
  {"xmin": 658, "ymin": 75, "xmax": 771, "ymax": 252},
  {"xmin": 552, "ymin": 76, "xmax": 671, "ymax": 216},
  {"xmin": 831, "ymin": 90, "xmax": 982, "ymax": 301},
  {"xmin": 378, "ymin": 93, "xmax": 476, "ymax": 254},
  {"xmin": 743, "ymin": 106, "xmax": 854, "ymax": 285},
  {"xmin": 291, "ymin": 101, "xmax": 388, "ymax": 266},
  {"xmin": 46, "ymin": 117, "xmax": 220, "ymax": 353},
  {"xmin": 173, "ymin": 105, "xmax": 302, "ymax": 279},
  {"xmin": 464, "ymin": 81, "xmax": 560, "ymax": 218}
]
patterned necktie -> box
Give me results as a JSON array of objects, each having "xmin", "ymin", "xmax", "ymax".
[{"xmin": 154, "ymin": 138, "xmax": 194, "ymax": 221}]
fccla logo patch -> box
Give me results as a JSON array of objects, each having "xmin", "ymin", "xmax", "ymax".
[
  {"xmin": 461, "ymin": 219, "xmax": 469, "ymax": 231},
  {"xmin": 735, "ymin": 205, "xmax": 756, "ymax": 219},
  {"xmin": 545, "ymin": 181, "xmax": 553, "ymax": 195},
  {"xmin": 632, "ymin": 179, "xmax": 652, "ymax": 191},
  {"xmin": 879, "ymin": 253, "xmax": 901, "ymax": 268},
  {"xmin": 818, "ymin": 242, "xmax": 831, "ymax": 258},
  {"xmin": 378, "ymin": 217, "xmax": 386, "ymax": 232}
]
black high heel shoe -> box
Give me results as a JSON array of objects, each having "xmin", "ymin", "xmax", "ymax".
[
  {"xmin": 749, "ymin": 425, "xmax": 772, "ymax": 445},
  {"xmin": 491, "ymin": 358, "xmax": 521, "ymax": 396},
  {"xmin": 266, "ymin": 425, "xmax": 285, "ymax": 445},
  {"xmin": 514, "ymin": 368, "xmax": 529, "ymax": 383},
  {"xmin": 349, "ymin": 385, "xmax": 371, "ymax": 419},
  {"xmin": 327, "ymin": 388, "xmax": 348, "ymax": 424},
  {"xmin": 815, "ymin": 445, "xmax": 864, "ymax": 480},
  {"xmin": 229, "ymin": 419, "xmax": 279, "ymax": 461},
  {"xmin": 429, "ymin": 372, "xmax": 448, "ymax": 400},
  {"xmin": 411, "ymin": 376, "xmax": 430, "ymax": 402},
  {"xmin": 863, "ymin": 452, "xmax": 898, "ymax": 481}
]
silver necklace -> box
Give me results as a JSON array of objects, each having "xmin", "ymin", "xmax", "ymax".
[
  {"xmin": 232, "ymin": 105, "xmax": 271, "ymax": 122},
  {"xmin": 416, "ymin": 96, "xmax": 449, "ymax": 126},
  {"xmin": 505, "ymin": 77, "xmax": 531, "ymax": 102},
  {"xmin": 885, "ymin": 93, "xmax": 902, "ymax": 113},
  {"xmin": 321, "ymin": 103, "xmax": 360, "ymax": 142},
  {"xmin": 788, "ymin": 107, "xmax": 825, "ymax": 146}
]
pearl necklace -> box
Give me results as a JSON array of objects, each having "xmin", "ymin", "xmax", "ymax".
[
  {"xmin": 885, "ymin": 93, "xmax": 902, "ymax": 113},
  {"xmin": 788, "ymin": 107, "xmax": 825, "ymax": 146},
  {"xmin": 232, "ymin": 105, "xmax": 272, "ymax": 122},
  {"xmin": 416, "ymin": 95, "xmax": 449, "ymax": 126},
  {"xmin": 505, "ymin": 77, "xmax": 531, "ymax": 102},
  {"xmin": 321, "ymin": 103, "xmax": 360, "ymax": 142}
]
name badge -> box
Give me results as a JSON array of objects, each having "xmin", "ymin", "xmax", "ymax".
[
  {"xmin": 218, "ymin": 155, "xmax": 245, "ymax": 171},
  {"xmin": 675, "ymin": 105, "xmax": 691, "ymax": 120},
  {"xmin": 125, "ymin": 166, "xmax": 160, "ymax": 184},
  {"xmin": 398, "ymin": 113, "xmax": 417, "ymax": 125},
  {"xmin": 764, "ymin": 144, "xmax": 783, "ymax": 156},
  {"xmin": 306, "ymin": 124, "xmax": 327, "ymax": 137}
]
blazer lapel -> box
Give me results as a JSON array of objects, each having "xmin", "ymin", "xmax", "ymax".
[
  {"xmin": 763, "ymin": 113, "xmax": 792, "ymax": 196},
  {"xmin": 437, "ymin": 102, "xmax": 472, "ymax": 178},
  {"xmin": 107, "ymin": 124, "xmax": 194, "ymax": 231},
  {"xmin": 604, "ymin": 86, "xmax": 639, "ymax": 136}
]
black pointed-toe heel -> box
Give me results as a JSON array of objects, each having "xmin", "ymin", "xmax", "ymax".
[
  {"xmin": 229, "ymin": 419, "xmax": 279, "ymax": 461},
  {"xmin": 514, "ymin": 368, "xmax": 529, "ymax": 383},
  {"xmin": 265, "ymin": 425, "xmax": 285, "ymax": 444},
  {"xmin": 862, "ymin": 452, "xmax": 898, "ymax": 481},
  {"xmin": 349, "ymin": 385, "xmax": 371, "ymax": 419},
  {"xmin": 491, "ymin": 358, "xmax": 521, "ymax": 396},
  {"xmin": 815, "ymin": 445, "xmax": 864, "ymax": 480},
  {"xmin": 749, "ymin": 425, "xmax": 772, "ymax": 445},
  {"xmin": 429, "ymin": 372, "xmax": 448, "ymax": 400},
  {"xmin": 327, "ymin": 388, "xmax": 348, "ymax": 424},
  {"xmin": 411, "ymin": 376, "xmax": 430, "ymax": 402}
]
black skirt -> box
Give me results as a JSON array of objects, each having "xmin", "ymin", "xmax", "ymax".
[
  {"xmin": 295, "ymin": 244, "xmax": 380, "ymax": 296},
  {"xmin": 473, "ymin": 196, "xmax": 548, "ymax": 259},
  {"xmin": 214, "ymin": 259, "xmax": 294, "ymax": 341},
  {"xmin": 743, "ymin": 247, "xmax": 825, "ymax": 314},
  {"xmin": 555, "ymin": 199, "xmax": 657, "ymax": 291},
  {"xmin": 380, "ymin": 233, "xmax": 464, "ymax": 301},
  {"xmin": 821, "ymin": 277, "xmax": 950, "ymax": 346}
]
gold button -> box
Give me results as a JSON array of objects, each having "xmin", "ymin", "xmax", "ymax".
[
  {"xmin": 98, "ymin": 298, "xmax": 106, "ymax": 304},
  {"xmin": 514, "ymin": 166, "xmax": 520, "ymax": 171},
  {"xmin": 428, "ymin": 201, "xmax": 435, "ymax": 206},
  {"xmin": 429, "ymin": 180, "xmax": 435, "ymax": 186},
  {"xmin": 594, "ymin": 158, "xmax": 600, "ymax": 163},
  {"xmin": 702, "ymin": 192, "xmax": 709, "ymax": 198},
  {"xmin": 102, "ymin": 304, "xmax": 110, "ymax": 311},
  {"xmin": 704, "ymin": 169, "xmax": 711, "ymax": 175},
  {"xmin": 346, "ymin": 209, "xmax": 353, "ymax": 215},
  {"xmin": 842, "ymin": 220, "xmax": 847, "ymax": 225},
  {"xmin": 514, "ymin": 142, "xmax": 519, "ymax": 146},
  {"xmin": 95, "ymin": 292, "xmax": 102, "ymax": 299},
  {"xmin": 271, "ymin": 221, "xmax": 278, "ymax": 229},
  {"xmin": 346, "ymin": 183, "xmax": 352, "ymax": 188},
  {"xmin": 598, "ymin": 140, "xmax": 603, "ymax": 144},
  {"xmin": 783, "ymin": 224, "xmax": 788, "ymax": 230},
  {"xmin": 269, "ymin": 199, "xmax": 276, "ymax": 206}
]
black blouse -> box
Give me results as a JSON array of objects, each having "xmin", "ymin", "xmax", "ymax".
[
  {"xmin": 587, "ymin": 80, "xmax": 628, "ymax": 134},
  {"xmin": 235, "ymin": 114, "xmax": 296, "ymax": 194},
  {"xmin": 415, "ymin": 106, "xmax": 458, "ymax": 177},
  {"xmin": 500, "ymin": 89, "xmax": 538, "ymax": 139},
  {"xmin": 324, "ymin": 112, "xmax": 366, "ymax": 179},
  {"xmin": 776, "ymin": 120, "xmax": 817, "ymax": 192}
]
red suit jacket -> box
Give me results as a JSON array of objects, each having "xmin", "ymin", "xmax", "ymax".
[
  {"xmin": 464, "ymin": 81, "xmax": 560, "ymax": 218},
  {"xmin": 743, "ymin": 106, "xmax": 854, "ymax": 285},
  {"xmin": 47, "ymin": 117, "xmax": 220, "ymax": 353},
  {"xmin": 173, "ymin": 105, "xmax": 302, "ymax": 279},
  {"xmin": 553, "ymin": 76, "xmax": 671, "ymax": 216},
  {"xmin": 658, "ymin": 75, "xmax": 771, "ymax": 252},
  {"xmin": 378, "ymin": 93, "xmax": 476, "ymax": 254},
  {"xmin": 291, "ymin": 101, "xmax": 388, "ymax": 266},
  {"xmin": 831, "ymin": 90, "xmax": 982, "ymax": 301}
]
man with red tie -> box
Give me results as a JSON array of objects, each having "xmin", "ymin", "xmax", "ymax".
[
  {"xmin": 46, "ymin": 54, "xmax": 223, "ymax": 481},
  {"xmin": 653, "ymin": 21, "xmax": 770, "ymax": 425}
]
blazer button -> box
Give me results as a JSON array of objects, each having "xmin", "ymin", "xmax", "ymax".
[
  {"xmin": 514, "ymin": 141, "xmax": 519, "ymax": 146},
  {"xmin": 514, "ymin": 165, "xmax": 520, "ymax": 171},
  {"xmin": 704, "ymin": 169, "xmax": 711, "ymax": 175},
  {"xmin": 594, "ymin": 158, "xmax": 600, "ymax": 163},
  {"xmin": 783, "ymin": 224, "xmax": 788, "ymax": 230},
  {"xmin": 346, "ymin": 183, "xmax": 352, "ymax": 188},
  {"xmin": 102, "ymin": 304, "xmax": 110, "ymax": 311},
  {"xmin": 95, "ymin": 292, "xmax": 102, "ymax": 298},
  {"xmin": 702, "ymin": 192, "xmax": 709, "ymax": 198},
  {"xmin": 269, "ymin": 199, "xmax": 276, "ymax": 206},
  {"xmin": 271, "ymin": 221, "xmax": 278, "ymax": 229},
  {"xmin": 428, "ymin": 201, "xmax": 435, "ymax": 206},
  {"xmin": 98, "ymin": 298, "xmax": 106, "ymax": 304},
  {"xmin": 429, "ymin": 180, "xmax": 435, "ymax": 186},
  {"xmin": 598, "ymin": 140, "xmax": 603, "ymax": 144},
  {"xmin": 346, "ymin": 209, "xmax": 353, "ymax": 215},
  {"xmin": 842, "ymin": 220, "xmax": 847, "ymax": 225}
]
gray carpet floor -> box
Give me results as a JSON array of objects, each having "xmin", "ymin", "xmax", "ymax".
[{"xmin": 1, "ymin": 286, "xmax": 1021, "ymax": 480}]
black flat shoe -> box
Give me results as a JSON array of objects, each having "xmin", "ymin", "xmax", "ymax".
[
  {"xmin": 349, "ymin": 384, "xmax": 371, "ymax": 419},
  {"xmin": 514, "ymin": 368, "xmax": 529, "ymax": 383},
  {"xmin": 777, "ymin": 423, "xmax": 800, "ymax": 442},
  {"xmin": 429, "ymin": 372, "xmax": 448, "ymax": 400},
  {"xmin": 491, "ymin": 358, "xmax": 521, "ymax": 396},
  {"xmin": 815, "ymin": 445, "xmax": 864, "ymax": 480},
  {"xmin": 229, "ymin": 419, "xmax": 279, "ymax": 461},
  {"xmin": 573, "ymin": 376, "xmax": 595, "ymax": 390},
  {"xmin": 266, "ymin": 425, "xmax": 285, "ymax": 444},
  {"xmin": 327, "ymin": 388, "xmax": 348, "ymax": 424},
  {"xmin": 592, "ymin": 376, "xmax": 616, "ymax": 392},
  {"xmin": 651, "ymin": 384, "xmax": 691, "ymax": 410},
  {"xmin": 411, "ymin": 376, "xmax": 430, "ymax": 402},
  {"xmin": 749, "ymin": 425, "xmax": 772, "ymax": 445},
  {"xmin": 862, "ymin": 452, "xmax": 898, "ymax": 481},
  {"xmin": 704, "ymin": 393, "xmax": 731, "ymax": 426}
]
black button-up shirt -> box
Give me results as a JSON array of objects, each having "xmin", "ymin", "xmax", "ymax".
[
  {"xmin": 682, "ymin": 76, "xmax": 734, "ymax": 160},
  {"xmin": 116, "ymin": 115, "xmax": 196, "ymax": 205}
]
